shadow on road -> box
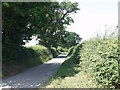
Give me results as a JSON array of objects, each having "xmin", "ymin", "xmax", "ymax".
[
  {"xmin": 57, "ymin": 55, "xmax": 67, "ymax": 58},
  {"xmin": 57, "ymin": 53, "xmax": 67, "ymax": 58},
  {"xmin": 1, "ymin": 53, "xmax": 67, "ymax": 88}
]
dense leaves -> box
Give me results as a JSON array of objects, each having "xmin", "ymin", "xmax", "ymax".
[
  {"xmin": 2, "ymin": 2, "xmax": 81, "ymax": 62},
  {"xmin": 60, "ymin": 31, "xmax": 82, "ymax": 48},
  {"xmin": 2, "ymin": 2, "xmax": 81, "ymax": 77},
  {"xmin": 2, "ymin": 2, "xmax": 35, "ymax": 47},
  {"xmin": 3, "ymin": 45, "xmax": 52, "ymax": 77},
  {"xmin": 34, "ymin": 2, "xmax": 80, "ymax": 48},
  {"xmin": 79, "ymin": 33, "xmax": 119, "ymax": 88},
  {"xmin": 49, "ymin": 47, "xmax": 59, "ymax": 58},
  {"xmin": 62, "ymin": 30, "xmax": 119, "ymax": 88}
]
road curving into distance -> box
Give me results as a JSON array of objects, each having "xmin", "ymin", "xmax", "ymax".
[{"xmin": 1, "ymin": 53, "xmax": 67, "ymax": 88}]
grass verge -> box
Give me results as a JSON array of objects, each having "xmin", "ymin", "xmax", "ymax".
[
  {"xmin": 41, "ymin": 30, "xmax": 119, "ymax": 88},
  {"xmin": 41, "ymin": 44, "xmax": 98, "ymax": 88}
]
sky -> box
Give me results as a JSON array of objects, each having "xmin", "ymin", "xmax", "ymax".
[
  {"xmin": 24, "ymin": 0, "xmax": 119, "ymax": 46},
  {"xmin": 66, "ymin": 0, "xmax": 119, "ymax": 41}
]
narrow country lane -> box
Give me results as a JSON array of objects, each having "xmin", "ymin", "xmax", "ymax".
[{"xmin": 1, "ymin": 53, "xmax": 67, "ymax": 88}]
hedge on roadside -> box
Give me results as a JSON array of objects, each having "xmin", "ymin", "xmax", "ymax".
[
  {"xmin": 67, "ymin": 46, "xmax": 75, "ymax": 57},
  {"xmin": 57, "ymin": 47, "xmax": 68, "ymax": 53},
  {"xmin": 62, "ymin": 44, "xmax": 82, "ymax": 67},
  {"xmin": 50, "ymin": 47, "xmax": 59, "ymax": 58},
  {"xmin": 79, "ymin": 36, "xmax": 119, "ymax": 88},
  {"xmin": 2, "ymin": 45, "xmax": 53, "ymax": 78}
]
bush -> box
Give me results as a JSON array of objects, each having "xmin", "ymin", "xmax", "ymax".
[
  {"xmin": 68, "ymin": 44, "xmax": 82, "ymax": 64},
  {"xmin": 29, "ymin": 45, "xmax": 53, "ymax": 64},
  {"xmin": 2, "ymin": 45, "xmax": 52, "ymax": 78},
  {"xmin": 79, "ymin": 32, "xmax": 119, "ymax": 88},
  {"xmin": 67, "ymin": 46, "xmax": 75, "ymax": 57},
  {"xmin": 42, "ymin": 44, "xmax": 82, "ymax": 87},
  {"xmin": 62, "ymin": 44, "xmax": 82, "ymax": 67},
  {"xmin": 50, "ymin": 47, "xmax": 59, "ymax": 58},
  {"xmin": 57, "ymin": 47, "xmax": 68, "ymax": 53}
]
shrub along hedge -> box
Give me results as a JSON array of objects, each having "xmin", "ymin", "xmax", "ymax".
[
  {"xmin": 50, "ymin": 47, "xmax": 59, "ymax": 58},
  {"xmin": 66, "ymin": 44, "xmax": 82, "ymax": 64},
  {"xmin": 56, "ymin": 44, "xmax": 82, "ymax": 73},
  {"xmin": 79, "ymin": 36, "xmax": 119, "ymax": 88},
  {"xmin": 57, "ymin": 47, "xmax": 68, "ymax": 53},
  {"xmin": 42, "ymin": 31, "xmax": 119, "ymax": 88},
  {"xmin": 41, "ymin": 44, "xmax": 82, "ymax": 87},
  {"xmin": 2, "ymin": 45, "xmax": 52, "ymax": 78},
  {"xmin": 67, "ymin": 46, "xmax": 75, "ymax": 57}
]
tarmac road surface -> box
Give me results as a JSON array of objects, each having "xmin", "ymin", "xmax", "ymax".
[{"xmin": 1, "ymin": 53, "xmax": 67, "ymax": 88}]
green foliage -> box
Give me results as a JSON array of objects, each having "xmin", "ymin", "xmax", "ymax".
[
  {"xmin": 79, "ymin": 32, "xmax": 119, "ymax": 88},
  {"xmin": 30, "ymin": 45, "xmax": 53, "ymax": 62},
  {"xmin": 60, "ymin": 31, "xmax": 82, "ymax": 48},
  {"xmin": 42, "ymin": 29, "xmax": 119, "ymax": 88},
  {"xmin": 50, "ymin": 47, "xmax": 59, "ymax": 58},
  {"xmin": 2, "ymin": 2, "xmax": 82, "ymax": 79},
  {"xmin": 2, "ymin": 2, "xmax": 81, "ymax": 77},
  {"xmin": 2, "ymin": 2, "xmax": 36, "ymax": 47},
  {"xmin": 34, "ymin": 2, "xmax": 80, "ymax": 48},
  {"xmin": 67, "ymin": 46, "xmax": 75, "ymax": 56},
  {"xmin": 2, "ymin": 45, "xmax": 52, "ymax": 78},
  {"xmin": 66, "ymin": 44, "xmax": 82, "ymax": 64},
  {"xmin": 2, "ymin": 2, "xmax": 81, "ymax": 64},
  {"xmin": 42, "ymin": 44, "xmax": 82, "ymax": 88},
  {"xmin": 57, "ymin": 47, "xmax": 68, "ymax": 53},
  {"xmin": 51, "ymin": 44, "xmax": 82, "ymax": 80}
]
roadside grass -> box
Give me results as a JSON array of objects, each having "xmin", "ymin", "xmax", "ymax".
[
  {"xmin": 41, "ymin": 44, "xmax": 98, "ymax": 88},
  {"xmin": 41, "ymin": 57, "xmax": 81, "ymax": 88},
  {"xmin": 41, "ymin": 56, "xmax": 97, "ymax": 88},
  {"xmin": 45, "ymin": 69, "xmax": 97, "ymax": 88},
  {"xmin": 41, "ymin": 29, "xmax": 119, "ymax": 88}
]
